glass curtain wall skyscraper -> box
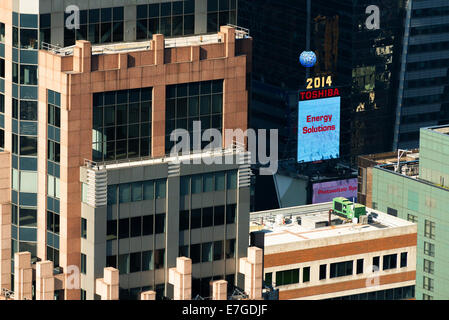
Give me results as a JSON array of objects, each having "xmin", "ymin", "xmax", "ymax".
[{"xmin": 394, "ymin": 0, "xmax": 449, "ymax": 149}]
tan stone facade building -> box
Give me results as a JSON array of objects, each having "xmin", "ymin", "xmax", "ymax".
[
  {"xmin": 0, "ymin": 0, "xmax": 252, "ymax": 300},
  {"xmin": 250, "ymin": 202, "xmax": 417, "ymax": 300}
]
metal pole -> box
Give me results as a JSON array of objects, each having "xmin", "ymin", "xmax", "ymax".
[{"xmin": 306, "ymin": 0, "xmax": 311, "ymax": 79}]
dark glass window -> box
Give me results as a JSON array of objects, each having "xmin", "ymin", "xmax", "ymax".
[
  {"xmin": 106, "ymin": 255, "xmax": 117, "ymax": 268},
  {"xmin": 64, "ymin": 7, "xmax": 124, "ymax": 46},
  {"xmin": 136, "ymin": 1, "xmax": 195, "ymax": 39},
  {"xmin": 202, "ymin": 207, "xmax": 213, "ymax": 227},
  {"xmin": 130, "ymin": 252, "xmax": 141, "ymax": 273},
  {"xmin": 118, "ymin": 218, "xmax": 129, "ymax": 239},
  {"xmin": 201, "ymin": 242, "xmax": 213, "ymax": 262},
  {"xmin": 21, "ymin": 101, "xmax": 38, "ymax": 121},
  {"xmin": 20, "ymin": 208, "xmax": 37, "ymax": 227},
  {"xmin": 81, "ymin": 218, "xmax": 87, "ymax": 239},
  {"xmin": 39, "ymin": 14, "xmax": 51, "ymax": 48},
  {"xmin": 319, "ymin": 264, "xmax": 326, "ymax": 280},
  {"xmin": 191, "ymin": 244, "xmax": 201, "ymax": 264},
  {"xmin": 20, "ymin": 136, "xmax": 37, "ymax": 156},
  {"xmin": 226, "ymin": 204, "xmax": 236, "ymax": 224},
  {"xmin": 154, "ymin": 249, "xmax": 165, "ymax": 269},
  {"xmin": 130, "ymin": 217, "xmax": 141, "ymax": 237},
  {"xmin": 179, "ymin": 245, "xmax": 189, "ymax": 258},
  {"xmin": 227, "ymin": 171, "xmax": 237, "ymax": 189},
  {"xmin": 276, "ymin": 269, "xmax": 299, "ymax": 286},
  {"xmin": 0, "ymin": 23, "xmax": 4, "ymax": 42},
  {"xmin": 107, "ymin": 220, "xmax": 117, "ymax": 240},
  {"xmin": 81, "ymin": 253, "xmax": 87, "ymax": 274},
  {"xmin": 400, "ymin": 252, "xmax": 408, "ymax": 268},
  {"xmin": 373, "ymin": 256, "xmax": 380, "ymax": 271},
  {"xmin": 180, "ymin": 176, "xmax": 190, "ymax": 195},
  {"xmin": 213, "ymin": 240, "xmax": 223, "ymax": 261},
  {"xmin": 225, "ymin": 239, "xmax": 235, "ymax": 258},
  {"xmin": 20, "ymin": 29, "xmax": 38, "ymax": 49},
  {"xmin": 107, "ymin": 185, "xmax": 117, "ymax": 205},
  {"xmin": 330, "ymin": 260, "xmax": 353, "ymax": 278},
  {"xmin": 142, "ymin": 215, "xmax": 153, "ymax": 236},
  {"xmin": 142, "ymin": 250, "xmax": 153, "ymax": 271},
  {"xmin": 92, "ymin": 88, "xmax": 152, "ymax": 161},
  {"xmin": 207, "ymin": 0, "xmax": 236, "ymax": 32},
  {"xmin": 20, "ymin": 65, "xmax": 37, "ymax": 85},
  {"xmin": 383, "ymin": 254, "xmax": 397, "ymax": 270},
  {"xmin": 191, "ymin": 209, "xmax": 201, "ymax": 229},
  {"xmin": 165, "ymin": 81, "xmax": 223, "ymax": 153},
  {"xmin": 265, "ymin": 272, "xmax": 272, "ymax": 286},
  {"xmin": 155, "ymin": 213, "xmax": 165, "ymax": 234},
  {"xmin": 214, "ymin": 206, "xmax": 225, "ymax": 226},
  {"xmin": 303, "ymin": 266, "xmax": 310, "ymax": 282},
  {"xmin": 356, "ymin": 259, "xmax": 363, "ymax": 274},
  {"xmin": 155, "ymin": 180, "xmax": 166, "ymax": 199},
  {"xmin": 179, "ymin": 210, "xmax": 190, "ymax": 231},
  {"xmin": 0, "ymin": 58, "xmax": 4, "ymax": 78},
  {"xmin": 0, "ymin": 94, "xmax": 4, "ymax": 113}
]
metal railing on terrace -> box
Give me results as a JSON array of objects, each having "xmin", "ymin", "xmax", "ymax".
[
  {"xmin": 41, "ymin": 24, "xmax": 250, "ymax": 57},
  {"xmin": 85, "ymin": 141, "xmax": 247, "ymax": 170}
]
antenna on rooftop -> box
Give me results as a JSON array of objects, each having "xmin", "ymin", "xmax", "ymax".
[{"xmin": 396, "ymin": 149, "xmax": 412, "ymax": 172}]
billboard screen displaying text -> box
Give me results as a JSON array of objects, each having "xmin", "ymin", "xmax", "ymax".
[
  {"xmin": 297, "ymin": 94, "xmax": 340, "ymax": 162},
  {"xmin": 312, "ymin": 178, "xmax": 358, "ymax": 204}
]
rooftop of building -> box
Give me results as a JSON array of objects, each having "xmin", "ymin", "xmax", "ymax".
[
  {"xmin": 426, "ymin": 124, "xmax": 449, "ymax": 135},
  {"xmin": 43, "ymin": 25, "xmax": 250, "ymax": 57},
  {"xmin": 250, "ymin": 202, "xmax": 415, "ymax": 247},
  {"xmin": 359, "ymin": 149, "xmax": 420, "ymax": 165}
]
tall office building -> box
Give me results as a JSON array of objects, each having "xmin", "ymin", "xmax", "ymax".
[
  {"xmin": 368, "ymin": 125, "xmax": 449, "ymax": 299},
  {"xmin": 239, "ymin": 0, "xmax": 407, "ymax": 163},
  {"xmin": 394, "ymin": 0, "xmax": 449, "ymax": 149},
  {"xmin": 0, "ymin": 0, "xmax": 252, "ymax": 300}
]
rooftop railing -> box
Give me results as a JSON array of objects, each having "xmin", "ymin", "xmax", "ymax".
[{"xmin": 42, "ymin": 24, "xmax": 250, "ymax": 57}]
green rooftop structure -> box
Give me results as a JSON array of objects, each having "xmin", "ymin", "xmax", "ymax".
[
  {"xmin": 332, "ymin": 197, "xmax": 366, "ymax": 220},
  {"xmin": 371, "ymin": 125, "xmax": 449, "ymax": 300}
]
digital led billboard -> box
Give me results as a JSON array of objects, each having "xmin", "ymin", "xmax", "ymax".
[
  {"xmin": 312, "ymin": 178, "xmax": 358, "ymax": 204},
  {"xmin": 297, "ymin": 94, "xmax": 340, "ymax": 163}
]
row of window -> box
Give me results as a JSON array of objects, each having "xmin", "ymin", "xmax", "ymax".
[
  {"xmin": 107, "ymin": 213, "xmax": 166, "ymax": 240},
  {"xmin": 64, "ymin": 7, "xmax": 125, "ymax": 46},
  {"xmin": 179, "ymin": 238, "xmax": 236, "ymax": 264},
  {"xmin": 181, "ymin": 171, "xmax": 237, "ymax": 195},
  {"xmin": 107, "ymin": 179, "xmax": 167, "ymax": 205},
  {"xmin": 179, "ymin": 204, "xmax": 236, "ymax": 230},
  {"xmin": 107, "ymin": 249, "xmax": 165, "ymax": 274},
  {"xmin": 266, "ymin": 252, "xmax": 409, "ymax": 287},
  {"xmin": 327, "ymin": 285, "xmax": 415, "ymax": 300},
  {"xmin": 165, "ymin": 81, "xmax": 223, "ymax": 152},
  {"xmin": 93, "ymin": 88, "xmax": 152, "ymax": 162},
  {"xmin": 136, "ymin": 1, "xmax": 195, "ymax": 39},
  {"xmin": 408, "ymin": 215, "xmax": 436, "ymax": 241},
  {"xmin": 207, "ymin": 0, "xmax": 237, "ymax": 33},
  {"xmin": 413, "ymin": 6, "xmax": 449, "ymax": 18}
]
